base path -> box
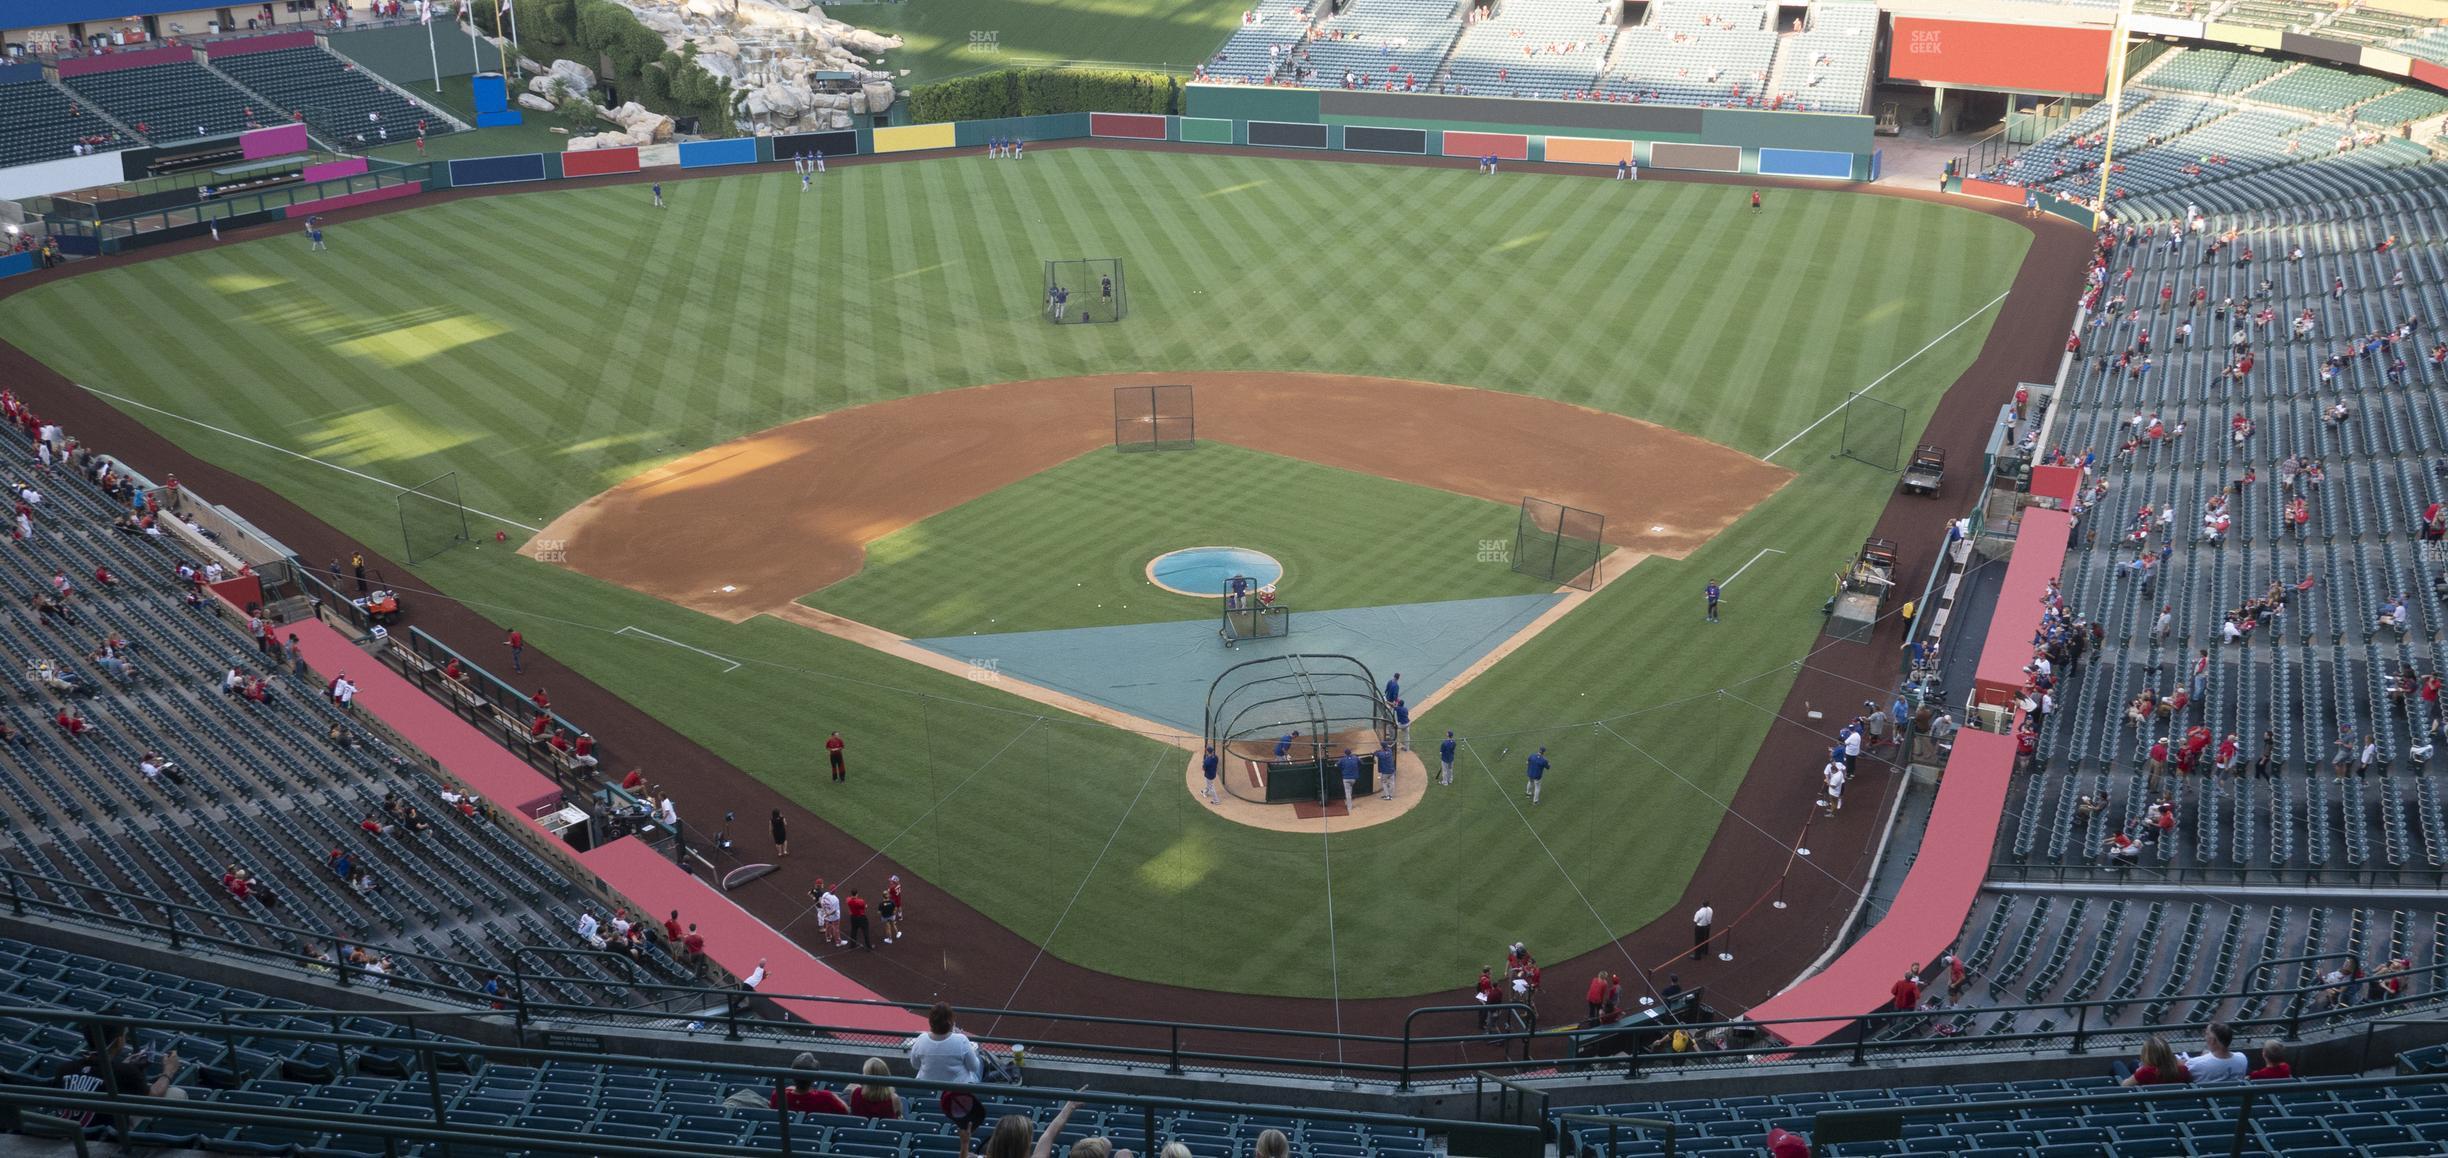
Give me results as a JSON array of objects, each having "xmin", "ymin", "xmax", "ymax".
[{"xmin": 530, "ymin": 372, "xmax": 1790, "ymax": 622}]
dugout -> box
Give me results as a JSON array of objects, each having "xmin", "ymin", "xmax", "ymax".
[{"xmin": 1204, "ymin": 654, "xmax": 1394, "ymax": 806}]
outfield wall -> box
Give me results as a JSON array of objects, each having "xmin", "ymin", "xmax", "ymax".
[{"xmin": 1183, "ymin": 86, "xmax": 1877, "ymax": 179}]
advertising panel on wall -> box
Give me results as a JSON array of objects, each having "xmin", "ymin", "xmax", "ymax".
[
  {"xmin": 1543, "ymin": 136, "xmax": 1637, "ymax": 166},
  {"xmin": 240, "ymin": 124, "xmax": 312, "ymax": 160},
  {"xmin": 1757, "ymin": 147, "xmax": 1853, "ymax": 179},
  {"xmin": 1440, "ymin": 130, "xmax": 1528, "ymax": 159},
  {"xmin": 1887, "ymin": 16, "xmax": 2112, "ymax": 95},
  {"xmin": 1178, "ymin": 116, "xmax": 1235, "ymax": 144},
  {"xmin": 1089, "ymin": 112, "xmax": 1168, "ymax": 140},
  {"xmin": 677, "ymin": 137, "xmax": 761, "ymax": 167},
  {"xmin": 1649, "ymin": 142, "xmax": 1740, "ymax": 172},
  {"xmin": 559, "ymin": 147, "xmax": 641, "ymax": 178},
  {"xmin": 1339, "ymin": 125, "xmax": 1427, "ymax": 153},
  {"xmin": 1247, "ymin": 120, "xmax": 1329, "ymax": 148},
  {"xmin": 768, "ymin": 130, "xmax": 858, "ymax": 159},
  {"xmin": 1324, "ymin": 89, "xmax": 1704, "ymax": 134},
  {"xmin": 870, "ymin": 123, "xmax": 957, "ymax": 154},
  {"xmin": 0, "ymin": 149, "xmax": 133, "ymax": 201},
  {"xmin": 448, "ymin": 153, "xmax": 549, "ymax": 186}
]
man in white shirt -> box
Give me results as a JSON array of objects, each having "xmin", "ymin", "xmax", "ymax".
[
  {"xmin": 2187, "ymin": 1022, "xmax": 2249, "ymax": 1084},
  {"xmin": 1823, "ymin": 763, "xmax": 1846, "ymax": 812},
  {"xmin": 575, "ymin": 910, "xmax": 601, "ymax": 945},
  {"xmin": 817, "ymin": 886, "xmax": 843, "ymax": 947},
  {"xmin": 742, "ymin": 959, "xmax": 766, "ymax": 990},
  {"xmin": 1691, "ymin": 904, "xmax": 1714, "ymax": 962}
]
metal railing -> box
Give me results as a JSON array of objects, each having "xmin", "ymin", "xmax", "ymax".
[
  {"xmin": 0, "ymin": 1004, "xmax": 1540, "ymax": 1158},
  {"xmin": 1806, "ymin": 1070, "xmax": 2448, "ymax": 1158},
  {"xmin": 8, "ymin": 855, "xmax": 2445, "ymax": 1086}
]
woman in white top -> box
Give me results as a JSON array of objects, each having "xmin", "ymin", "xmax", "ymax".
[{"xmin": 908, "ymin": 1003, "xmax": 984, "ymax": 1155}]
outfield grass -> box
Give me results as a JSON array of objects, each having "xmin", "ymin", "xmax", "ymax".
[
  {"xmin": 0, "ymin": 150, "xmax": 2027, "ymax": 997},
  {"xmin": 808, "ymin": 442, "xmax": 1557, "ymax": 638},
  {"xmin": 841, "ymin": 0, "xmax": 1241, "ymax": 84}
]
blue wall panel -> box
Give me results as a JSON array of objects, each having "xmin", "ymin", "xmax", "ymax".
[
  {"xmin": 0, "ymin": 252, "xmax": 34, "ymax": 281},
  {"xmin": 678, "ymin": 137, "xmax": 760, "ymax": 169},
  {"xmin": 1758, "ymin": 147, "xmax": 1853, "ymax": 179},
  {"xmin": 447, "ymin": 153, "xmax": 548, "ymax": 187}
]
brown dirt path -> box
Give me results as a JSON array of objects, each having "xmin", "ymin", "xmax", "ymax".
[
  {"xmin": 0, "ymin": 140, "xmax": 2093, "ymax": 1056},
  {"xmin": 533, "ymin": 372, "xmax": 1787, "ymax": 622}
]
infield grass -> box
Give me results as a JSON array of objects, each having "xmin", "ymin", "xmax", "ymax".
[
  {"xmin": 0, "ymin": 147, "xmax": 2028, "ymax": 998},
  {"xmin": 807, "ymin": 442, "xmax": 1558, "ymax": 638}
]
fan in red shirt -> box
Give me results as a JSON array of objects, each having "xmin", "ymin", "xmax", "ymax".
[
  {"xmin": 1890, "ymin": 964, "xmax": 1923, "ymax": 1011},
  {"xmin": 531, "ymin": 687, "xmax": 550, "ymax": 712},
  {"xmin": 845, "ymin": 890, "xmax": 874, "ymax": 949},
  {"xmin": 662, "ymin": 910, "xmax": 684, "ymax": 943},
  {"xmin": 2247, "ymin": 1042, "xmax": 2292, "ymax": 1080},
  {"xmin": 772, "ymin": 1078, "xmax": 850, "ymax": 1115}
]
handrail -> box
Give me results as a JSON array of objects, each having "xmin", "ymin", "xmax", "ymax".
[
  {"xmin": 6, "ymin": 859, "xmax": 2443, "ymax": 1083},
  {"xmin": 0, "ymin": 1004, "xmax": 1536, "ymax": 1142},
  {"xmin": 1553, "ymin": 1112, "xmax": 1680, "ymax": 1158},
  {"xmin": 1808, "ymin": 1069, "xmax": 2448, "ymax": 1158}
]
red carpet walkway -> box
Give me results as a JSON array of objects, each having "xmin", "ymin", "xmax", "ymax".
[
  {"xmin": 290, "ymin": 618, "xmax": 913, "ymax": 1033},
  {"xmin": 1743, "ymin": 728, "xmax": 2015, "ymax": 1047},
  {"xmin": 581, "ymin": 837, "xmax": 924, "ymax": 1037},
  {"xmin": 1746, "ymin": 509, "xmax": 2072, "ymax": 1048}
]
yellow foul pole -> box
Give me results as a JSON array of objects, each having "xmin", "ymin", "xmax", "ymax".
[{"xmin": 2091, "ymin": 0, "xmax": 2134, "ymax": 228}]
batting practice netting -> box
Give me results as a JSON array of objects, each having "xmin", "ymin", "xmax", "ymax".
[
  {"xmin": 1113, "ymin": 383, "xmax": 1196, "ymax": 452},
  {"xmin": 397, "ymin": 471, "xmax": 471, "ymax": 564},
  {"xmin": 1044, "ymin": 257, "xmax": 1126, "ymax": 324},
  {"xmin": 1836, "ymin": 394, "xmax": 1906, "ymax": 471},
  {"xmin": 1510, "ymin": 497, "xmax": 1606, "ymax": 591},
  {"xmin": 1203, "ymin": 654, "xmax": 1394, "ymax": 806}
]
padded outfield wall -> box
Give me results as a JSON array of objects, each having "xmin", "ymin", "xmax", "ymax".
[{"xmin": 1181, "ymin": 86, "xmax": 1874, "ymax": 180}]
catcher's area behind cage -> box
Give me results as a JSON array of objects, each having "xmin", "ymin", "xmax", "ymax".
[{"xmin": 1045, "ymin": 258, "xmax": 1127, "ymax": 324}]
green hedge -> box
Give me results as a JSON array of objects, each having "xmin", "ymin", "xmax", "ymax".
[
  {"xmin": 466, "ymin": 0, "xmax": 733, "ymax": 135},
  {"xmin": 906, "ymin": 68, "xmax": 1181, "ymax": 124}
]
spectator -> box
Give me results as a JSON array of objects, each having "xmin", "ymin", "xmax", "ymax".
[
  {"xmin": 53, "ymin": 1026, "xmax": 185, "ymax": 1138},
  {"xmin": 847, "ymin": 1056, "xmax": 904, "ymax": 1119},
  {"xmin": 772, "ymin": 1072, "xmax": 851, "ymax": 1115},
  {"xmin": 2187, "ymin": 1022, "xmax": 2247, "ymax": 1084},
  {"xmin": 2248, "ymin": 1041, "xmax": 2292, "ymax": 1080},
  {"xmin": 1253, "ymin": 1130, "xmax": 1290, "ymax": 1158},
  {"xmin": 909, "ymin": 1003, "xmax": 985, "ymax": 1156},
  {"xmin": 1889, "ymin": 964, "xmax": 1922, "ymax": 1011},
  {"xmin": 1765, "ymin": 1127, "xmax": 1811, "ymax": 1158},
  {"xmin": 2121, "ymin": 1035, "xmax": 2192, "ymax": 1086},
  {"xmin": 979, "ymin": 1114, "xmax": 1040, "ymax": 1158}
]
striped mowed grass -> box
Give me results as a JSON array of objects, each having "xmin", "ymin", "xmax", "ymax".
[{"xmin": 0, "ymin": 148, "xmax": 2026, "ymax": 997}]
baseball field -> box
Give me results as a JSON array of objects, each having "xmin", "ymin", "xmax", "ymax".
[{"xmin": 0, "ymin": 144, "xmax": 2030, "ymax": 1002}]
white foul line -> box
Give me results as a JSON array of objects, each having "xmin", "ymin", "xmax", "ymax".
[
  {"xmin": 614, "ymin": 625, "xmax": 742, "ymax": 673},
  {"xmin": 1763, "ymin": 289, "xmax": 2013, "ymax": 463},
  {"xmin": 75, "ymin": 382, "xmax": 543, "ymax": 532},
  {"xmin": 1719, "ymin": 548, "xmax": 1785, "ymax": 588}
]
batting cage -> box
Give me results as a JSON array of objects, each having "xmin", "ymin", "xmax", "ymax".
[
  {"xmin": 1836, "ymin": 395, "xmax": 1906, "ymax": 471},
  {"xmin": 1044, "ymin": 258, "xmax": 1126, "ymax": 324},
  {"xmin": 1510, "ymin": 497, "xmax": 1606, "ymax": 591},
  {"xmin": 1113, "ymin": 383, "xmax": 1196, "ymax": 452},
  {"xmin": 398, "ymin": 470, "xmax": 471, "ymax": 564},
  {"xmin": 1204, "ymin": 654, "xmax": 1394, "ymax": 805}
]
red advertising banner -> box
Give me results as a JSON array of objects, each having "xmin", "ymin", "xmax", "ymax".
[
  {"xmin": 560, "ymin": 146, "xmax": 641, "ymax": 177},
  {"xmin": 1889, "ymin": 17, "xmax": 2111, "ymax": 95}
]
